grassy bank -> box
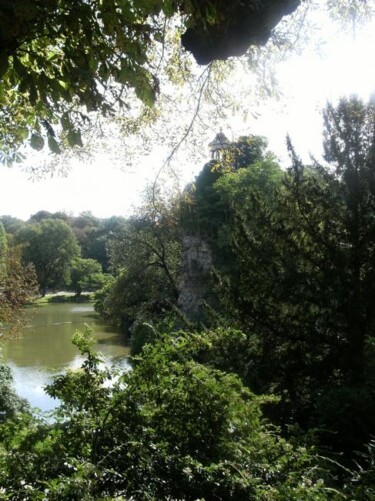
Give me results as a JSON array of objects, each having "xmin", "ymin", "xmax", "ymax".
[{"xmin": 34, "ymin": 292, "xmax": 94, "ymax": 304}]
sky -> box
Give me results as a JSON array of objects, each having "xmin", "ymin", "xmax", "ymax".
[{"xmin": 1, "ymin": 7, "xmax": 375, "ymax": 221}]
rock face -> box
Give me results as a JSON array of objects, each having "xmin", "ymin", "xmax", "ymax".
[{"xmin": 178, "ymin": 235, "xmax": 212, "ymax": 321}]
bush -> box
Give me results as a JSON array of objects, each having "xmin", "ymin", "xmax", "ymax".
[
  {"xmin": 129, "ymin": 321, "xmax": 157, "ymax": 356},
  {"xmin": 0, "ymin": 327, "xmax": 342, "ymax": 499},
  {"xmin": 0, "ymin": 363, "xmax": 29, "ymax": 421}
]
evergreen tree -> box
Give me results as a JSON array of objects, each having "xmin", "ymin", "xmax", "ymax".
[{"xmin": 215, "ymin": 97, "xmax": 375, "ymax": 454}]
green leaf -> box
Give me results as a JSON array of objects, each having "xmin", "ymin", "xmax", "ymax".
[
  {"xmin": 0, "ymin": 86, "xmax": 7, "ymax": 104},
  {"xmin": 30, "ymin": 133, "xmax": 44, "ymax": 151},
  {"xmin": 135, "ymin": 72, "xmax": 156, "ymax": 107},
  {"xmin": 67, "ymin": 129, "xmax": 83, "ymax": 147},
  {"xmin": 58, "ymin": 80, "xmax": 69, "ymax": 90},
  {"xmin": 118, "ymin": 65, "xmax": 132, "ymax": 84},
  {"xmin": 48, "ymin": 136, "xmax": 61, "ymax": 154},
  {"xmin": 13, "ymin": 57, "xmax": 26, "ymax": 78},
  {"xmin": 0, "ymin": 52, "xmax": 9, "ymax": 78},
  {"xmin": 16, "ymin": 127, "xmax": 29, "ymax": 141},
  {"xmin": 60, "ymin": 113, "xmax": 72, "ymax": 131}
]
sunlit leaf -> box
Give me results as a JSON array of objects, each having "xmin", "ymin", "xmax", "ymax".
[
  {"xmin": 48, "ymin": 136, "xmax": 61, "ymax": 154},
  {"xmin": 30, "ymin": 133, "xmax": 44, "ymax": 151}
]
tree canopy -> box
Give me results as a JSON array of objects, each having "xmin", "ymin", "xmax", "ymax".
[
  {"xmin": 0, "ymin": 222, "xmax": 37, "ymax": 335},
  {"xmin": 211, "ymin": 97, "xmax": 375, "ymax": 455},
  {"xmin": 15, "ymin": 218, "xmax": 80, "ymax": 296},
  {"xmin": 70, "ymin": 257, "xmax": 107, "ymax": 297},
  {"xmin": 0, "ymin": 0, "xmax": 372, "ymax": 163}
]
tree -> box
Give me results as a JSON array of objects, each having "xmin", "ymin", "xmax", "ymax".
[
  {"xmin": 0, "ymin": 215, "xmax": 24, "ymax": 235},
  {"xmin": 16, "ymin": 218, "xmax": 80, "ymax": 296},
  {"xmin": 98, "ymin": 216, "xmax": 180, "ymax": 328},
  {"xmin": 97, "ymin": 188, "xmax": 181, "ymax": 328},
  {"xmin": 0, "ymin": 1, "xmax": 371, "ymax": 162},
  {"xmin": 85, "ymin": 216, "xmax": 127, "ymax": 272},
  {"xmin": 29, "ymin": 210, "xmax": 54, "ymax": 222},
  {"xmin": 188, "ymin": 135, "xmax": 269, "ymax": 235},
  {"xmin": 68, "ymin": 212, "xmax": 111, "ymax": 271},
  {"xmin": 222, "ymin": 135, "xmax": 269, "ymax": 170},
  {"xmin": 214, "ymin": 97, "xmax": 375, "ymax": 453},
  {"xmin": 319, "ymin": 97, "xmax": 375, "ymax": 384},
  {"xmin": 70, "ymin": 258, "xmax": 107, "ymax": 297},
  {"xmin": 0, "ymin": 223, "xmax": 37, "ymax": 335}
]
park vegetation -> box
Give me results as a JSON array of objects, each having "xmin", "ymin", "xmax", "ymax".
[
  {"xmin": 0, "ymin": 0, "xmax": 302, "ymax": 164},
  {"xmin": 0, "ymin": 96, "xmax": 375, "ymax": 499},
  {"xmin": 0, "ymin": 211, "xmax": 121, "ymax": 299},
  {"xmin": 1, "ymin": 0, "xmax": 371, "ymax": 170},
  {"xmin": 0, "ymin": 1, "xmax": 374, "ymax": 497}
]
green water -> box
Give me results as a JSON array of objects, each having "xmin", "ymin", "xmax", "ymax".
[{"xmin": 1, "ymin": 302, "xmax": 129, "ymax": 412}]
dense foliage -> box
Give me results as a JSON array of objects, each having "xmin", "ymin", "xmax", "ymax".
[
  {"xmin": 69, "ymin": 258, "xmax": 108, "ymax": 297},
  {"xmin": 0, "ymin": 212, "xmax": 120, "ymax": 297},
  {"xmin": 95, "ymin": 192, "xmax": 181, "ymax": 329},
  {"xmin": 0, "ymin": 0, "xmax": 298, "ymax": 163},
  {"xmin": 0, "ymin": 0, "xmax": 371, "ymax": 164},
  {"xmin": 0, "ymin": 328, "xmax": 341, "ymax": 500},
  {"xmin": 210, "ymin": 97, "xmax": 375, "ymax": 456},
  {"xmin": 96, "ymin": 97, "xmax": 375, "ymax": 467},
  {"xmin": 0, "ymin": 222, "xmax": 37, "ymax": 335},
  {"xmin": 1, "ymin": 97, "xmax": 375, "ymax": 499},
  {"xmin": 15, "ymin": 219, "xmax": 81, "ymax": 296}
]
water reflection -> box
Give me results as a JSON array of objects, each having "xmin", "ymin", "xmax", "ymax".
[{"xmin": 1, "ymin": 302, "xmax": 130, "ymax": 411}]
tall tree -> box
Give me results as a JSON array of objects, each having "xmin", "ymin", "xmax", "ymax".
[
  {"xmin": 0, "ymin": 223, "xmax": 37, "ymax": 335},
  {"xmin": 16, "ymin": 219, "xmax": 80, "ymax": 296},
  {"xmin": 319, "ymin": 97, "xmax": 375, "ymax": 384},
  {"xmin": 214, "ymin": 97, "xmax": 375, "ymax": 452},
  {"xmin": 96, "ymin": 189, "xmax": 181, "ymax": 328}
]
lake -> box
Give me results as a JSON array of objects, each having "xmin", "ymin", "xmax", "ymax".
[{"xmin": 0, "ymin": 302, "xmax": 130, "ymax": 412}]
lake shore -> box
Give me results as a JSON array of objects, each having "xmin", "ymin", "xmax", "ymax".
[
  {"xmin": 33, "ymin": 291, "xmax": 94, "ymax": 305},
  {"xmin": 2, "ymin": 301, "xmax": 129, "ymax": 411}
]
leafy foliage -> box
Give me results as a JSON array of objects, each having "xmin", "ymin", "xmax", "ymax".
[
  {"xmin": 95, "ymin": 190, "xmax": 181, "ymax": 329},
  {"xmin": 69, "ymin": 257, "xmax": 107, "ymax": 297},
  {"xmin": 0, "ymin": 224, "xmax": 37, "ymax": 335},
  {"xmin": 0, "ymin": 1, "xmax": 372, "ymax": 164},
  {"xmin": 0, "ymin": 0, "xmax": 296, "ymax": 163},
  {"xmin": 15, "ymin": 218, "xmax": 80, "ymax": 296},
  {"xmin": 2, "ymin": 98, "xmax": 375, "ymax": 498},
  {"xmin": 0, "ymin": 327, "xmax": 337, "ymax": 499},
  {"xmin": 0, "ymin": 363, "xmax": 29, "ymax": 422},
  {"xmin": 211, "ymin": 97, "xmax": 375, "ymax": 455},
  {"xmin": 0, "ymin": 0, "xmax": 174, "ymax": 162}
]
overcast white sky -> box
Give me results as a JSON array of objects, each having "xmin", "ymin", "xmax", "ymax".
[{"xmin": 1, "ymin": 9, "xmax": 375, "ymax": 221}]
